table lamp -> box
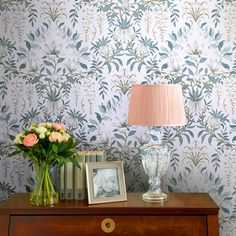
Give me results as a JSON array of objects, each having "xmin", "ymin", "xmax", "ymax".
[{"xmin": 128, "ymin": 84, "xmax": 186, "ymax": 201}]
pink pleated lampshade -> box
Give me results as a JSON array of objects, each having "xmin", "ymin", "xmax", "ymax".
[{"xmin": 128, "ymin": 84, "xmax": 186, "ymax": 126}]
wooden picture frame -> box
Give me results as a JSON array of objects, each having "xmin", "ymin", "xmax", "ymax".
[{"xmin": 86, "ymin": 161, "xmax": 127, "ymax": 204}]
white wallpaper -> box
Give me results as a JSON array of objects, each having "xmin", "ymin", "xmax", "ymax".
[{"xmin": 0, "ymin": 1, "xmax": 236, "ymax": 235}]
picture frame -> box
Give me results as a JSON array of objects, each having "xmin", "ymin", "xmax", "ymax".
[{"xmin": 86, "ymin": 161, "xmax": 127, "ymax": 204}]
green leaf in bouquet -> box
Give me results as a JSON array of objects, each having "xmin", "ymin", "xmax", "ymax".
[
  {"xmin": 68, "ymin": 156, "xmax": 80, "ymax": 168},
  {"xmin": 52, "ymin": 144, "xmax": 58, "ymax": 153},
  {"xmin": 8, "ymin": 150, "xmax": 22, "ymax": 157}
]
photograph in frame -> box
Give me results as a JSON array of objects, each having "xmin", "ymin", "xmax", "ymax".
[{"xmin": 86, "ymin": 161, "xmax": 127, "ymax": 204}]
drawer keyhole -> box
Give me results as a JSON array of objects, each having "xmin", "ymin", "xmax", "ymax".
[{"xmin": 101, "ymin": 218, "xmax": 115, "ymax": 233}]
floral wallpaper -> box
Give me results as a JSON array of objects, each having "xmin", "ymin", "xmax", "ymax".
[{"xmin": 0, "ymin": 0, "xmax": 236, "ymax": 235}]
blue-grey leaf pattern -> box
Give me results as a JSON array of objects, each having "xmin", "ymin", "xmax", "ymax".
[{"xmin": 0, "ymin": 0, "xmax": 236, "ymax": 235}]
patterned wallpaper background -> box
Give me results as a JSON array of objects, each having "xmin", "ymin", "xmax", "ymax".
[{"xmin": 0, "ymin": 0, "xmax": 236, "ymax": 235}]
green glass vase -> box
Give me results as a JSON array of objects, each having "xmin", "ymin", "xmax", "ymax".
[{"xmin": 30, "ymin": 162, "xmax": 59, "ymax": 206}]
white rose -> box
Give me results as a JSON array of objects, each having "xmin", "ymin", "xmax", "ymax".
[
  {"xmin": 14, "ymin": 133, "xmax": 24, "ymax": 144},
  {"xmin": 38, "ymin": 123, "xmax": 47, "ymax": 127},
  {"xmin": 35, "ymin": 127, "xmax": 47, "ymax": 134},
  {"xmin": 39, "ymin": 133, "xmax": 45, "ymax": 139}
]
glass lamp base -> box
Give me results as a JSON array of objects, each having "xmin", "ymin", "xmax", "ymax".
[
  {"xmin": 140, "ymin": 144, "xmax": 170, "ymax": 202},
  {"xmin": 142, "ymin": 191, "xmax": 167, "ymax": 202}
]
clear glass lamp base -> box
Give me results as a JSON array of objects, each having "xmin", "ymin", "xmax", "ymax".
[
  {"xmin": 142, "ymin": 191, "xmax": 167, "ymax": 202},
  {"xmin": 141, "ymin": 144, "xmax": 170, "ymax": 202}
]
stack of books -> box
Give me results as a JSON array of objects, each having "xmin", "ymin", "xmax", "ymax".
[{"xmin": 60, "ymin": 150, "xmax": 106, "ymax": 200}]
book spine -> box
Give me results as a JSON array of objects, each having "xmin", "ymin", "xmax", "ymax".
[
  {"xmin": 73, "ymin": 164, "xmax": 77, "ymax": 199},
  {"xmin": 96, "ymin": 151, "xmax": 106, "ymax": 162},
  {"xmin": 89, "ymin": 151, "xmax": 96, "ymax": 162},
  {"xmin": 65, "ymin": 162, "xmax": 73, "ymax": 200},
  {"xmin": 85, "ymin": 151, "xmax": 90, "ymax": 163},
  {"xmin": 74, "ymin": 153, "xmax": 86, "ymax": 200}
]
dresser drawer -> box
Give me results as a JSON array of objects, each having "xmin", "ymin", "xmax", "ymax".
[{"xmin": 10, "ymin": 215, "xmax": 207, "ymax": 236}]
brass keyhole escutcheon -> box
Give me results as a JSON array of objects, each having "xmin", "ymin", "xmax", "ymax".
[{"xmin": 101, "ymin": 218, "xmax": 115, "ymax": 233}]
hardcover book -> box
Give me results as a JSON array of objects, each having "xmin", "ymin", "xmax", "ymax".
[{"xmin": 60, "ymin": 150, "xmax": 106, "ymax": 200}]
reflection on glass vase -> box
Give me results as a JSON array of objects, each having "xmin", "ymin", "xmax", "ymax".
[
  {"xmin": 140, "ymin": 144, "xmax": 170, "ymax": 202},
  {"xmin": 30, "ymin": 162, "xmax": 59, "ymax": 206}
]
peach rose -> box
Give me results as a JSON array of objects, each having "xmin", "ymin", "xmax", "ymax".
[
  {"xmin": 51, "ymin": 123, "xmax": 66, "ymax": 131},
  {"xmin": 23, "ymin": 134, "xmax": 38, "ymax": 147},
  {"xmin": 61, "ymin": 133, "xmax": 70, "ymax": 142},
  {"xmin": 49, "ymin": 132, "xmax": 63, "ymax": 142}
]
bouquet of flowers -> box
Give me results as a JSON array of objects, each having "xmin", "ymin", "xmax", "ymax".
[
  {"xmin": 11, "ymin": 123, "xmax": 79, "ymax": 167},
  {"xmin": 10, "ymin": 123, "xmax": 79, "ymax": 206}
]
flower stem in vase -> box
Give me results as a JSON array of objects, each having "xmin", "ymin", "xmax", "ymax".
[{"xmin": 30, "ymin": 162, "xmax": 59, "ymax": 206}]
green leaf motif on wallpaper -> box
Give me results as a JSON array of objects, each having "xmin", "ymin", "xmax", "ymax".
[{"xmin": 170, "ymin": 4, "xmax": 180, "ymax": 26}]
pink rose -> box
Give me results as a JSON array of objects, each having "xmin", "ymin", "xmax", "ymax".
[
  {"xmin": 23, "ymin": 134, "xmax": 38, "ymax": 147},
  {"xmin": 59, "ymin": 123, "xmax": 66, "ymax": 131},
  {"xmin": 51, "ymin": 123, "xmax": 66, "ymax": 131},
  {"xmin": 49, "ymin": 132, "xmax": 63, "ymax": 142}
]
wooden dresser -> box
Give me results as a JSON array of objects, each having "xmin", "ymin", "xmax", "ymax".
[{"xmin": 0, "ymin": 192, "xmax": 219, "ymax": 236}]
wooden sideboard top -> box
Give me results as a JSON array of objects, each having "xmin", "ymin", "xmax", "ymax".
[{"xmin": 0, "ymin": 192, "xmax": 219, "ymax": 215}]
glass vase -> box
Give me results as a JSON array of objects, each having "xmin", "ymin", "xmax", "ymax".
[
  {"xmin": 140, "ymin": 144, "xmax": 170, "ymax": 202},
  {"xmin": 30, "ymin": 162, "xmax": 59, "ymax": 206}
]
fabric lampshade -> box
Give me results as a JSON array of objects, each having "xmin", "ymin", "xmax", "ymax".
[{"xmin": 128, "ymin": 84, "xmax": 186, "ymax": 127}]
